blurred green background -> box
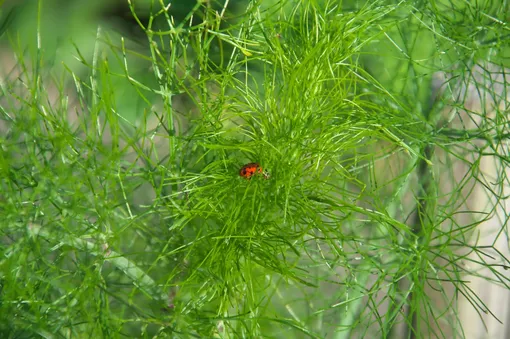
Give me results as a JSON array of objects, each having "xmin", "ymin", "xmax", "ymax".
[
  {"xmin": 2, "ymin": 0, "xmax": 507, "ymax": 123},
  {"xmin": 0, "ymin": 0, "xmax": 252, "ymax": 123}
]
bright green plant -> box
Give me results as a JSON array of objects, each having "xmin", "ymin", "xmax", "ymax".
[{"xmin": 1, "ymin": 0, "xmax": 509, "ymax": 338}]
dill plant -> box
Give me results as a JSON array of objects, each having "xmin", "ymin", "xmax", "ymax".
[{"xmin": 0, "ymin": 0, "xmax": 509, "ymax": 338}]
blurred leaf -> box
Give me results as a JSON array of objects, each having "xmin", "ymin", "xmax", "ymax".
[{"xmin": 0, "ymin": 4, "xmax": 19, "ymax": 38}]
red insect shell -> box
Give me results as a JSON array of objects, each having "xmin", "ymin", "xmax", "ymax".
[{"xmin": 239, "ymin": 163, "xmax": 268, "ymax": 179}]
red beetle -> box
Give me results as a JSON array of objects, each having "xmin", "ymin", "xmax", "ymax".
[{"xmin": 239, "ymin": 163, "xmax": 269, "ymax": 179}]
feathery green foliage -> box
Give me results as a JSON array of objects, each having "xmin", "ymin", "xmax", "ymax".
[{"xmin": 1, "ymin": 0, "xmax": 509, "ymax": 338}]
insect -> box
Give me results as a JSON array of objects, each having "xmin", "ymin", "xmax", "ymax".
[{"xmin": 239, "ymin": 162, "xmax": 268, "ymax": 179}]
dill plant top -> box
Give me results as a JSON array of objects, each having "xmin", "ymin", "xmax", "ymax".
[{"xmin": 0, "ymin": 0, "xmax": 509, "ymax": 338}]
